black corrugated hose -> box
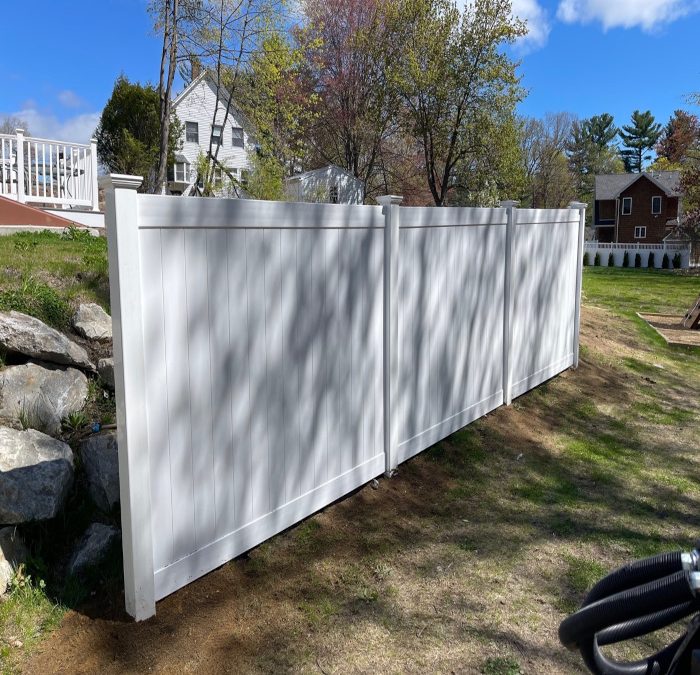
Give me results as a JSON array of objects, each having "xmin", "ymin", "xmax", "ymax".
[{"xmin": 558, "ymin": 548, "xmax": 700, "ymax": 675}]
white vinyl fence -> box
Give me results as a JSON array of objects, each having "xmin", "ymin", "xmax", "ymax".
[
  {"xmin": 104, "ymin": 175, "xmax": 585, "ymax": 620},
  {"xmin": 584, "ymin": 241, "xmax": 691, "ymax": 269}
]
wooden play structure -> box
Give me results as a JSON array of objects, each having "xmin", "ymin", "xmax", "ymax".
[{"xmin": 684, "ymin": 294, "xmax": 700, "ymax": 329}]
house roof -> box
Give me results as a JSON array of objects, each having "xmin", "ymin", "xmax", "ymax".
[{"xmin": 595, "ymin": 171, "xmax": 681, "ymax": 200}]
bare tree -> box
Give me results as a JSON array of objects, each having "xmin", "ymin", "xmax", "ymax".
[{"xmin": 0, "ymin": 116, "xmax": 30, "ymax": 136}]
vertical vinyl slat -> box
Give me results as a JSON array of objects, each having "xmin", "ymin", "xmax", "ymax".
[
  {"xmin": 41, "ymin": 144, "xmax": 46, "ymax": 198},
  {"xmin": 314, "ymin": 230, "xmax": 329, "ymax": 486},
  {"xmin": 325, "ymin": 228, "xmax": 341, "ymax": 481},
  {"xmin": 184, "ymin": 230, "xmax": 216, "ymax": 548},
  {"xmin": 373, "ymin": 229, "xmax": 384, "ymax": 458},
  {"xmin": 140, "ymin": 229, "xmax": 174, "ymax": 571},
  {"xmin": 160, "ymin": 228, "xmax": 196, "ymax": 560},
  {"xmin": 246, "ymin": 229, "xmax": 270, "ymax": 519},
  {"xmin": 228, "ymin": 229, "xmax": 253, "ymax": 530},
  {"xmin": 296, "ymin": 229, "xmax": 316, "ymax": 494},
  {"xmin": 281, "ymin": 229, "xmax": 301, "ymax": 501},
  {"xmin": 349, "ymin": 230, "xmax": 363, "ymax": 470},
  {"xmin": 264, "ymin": 229, "xmax": 285, "ymax": 510},
  {"xmin": 207, "ymin": 228, "xmax": 235, "ymax": 540}
]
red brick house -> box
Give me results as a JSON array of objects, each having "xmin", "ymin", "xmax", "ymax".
[{"xmin": 593, "ymin": 171, "xmax": 682, "ymax": 243}]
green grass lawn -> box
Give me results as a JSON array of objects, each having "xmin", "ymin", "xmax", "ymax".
[
  {"xmin": 0, "ymin": 240, "xmax": 698, "ymax": 673},
  {"xmin": 0, "ymin": 229, "xmax": 109, "ymax": 330}
]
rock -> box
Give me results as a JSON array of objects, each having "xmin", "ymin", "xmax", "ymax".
[
  {"xmin": 80, "ymin": 432, "xmax": 119, "ymax": 511},
  {"xmin": 0, "ymin": 427, "xmax": 73, "ymax": 523},
  {"xmin": 67, "ymin": 523, "xmax": 120, "ymax": 576},
  {"xmin": 0, "ymin": 527, "xmax": 28, "ymax": 594},
  {"xmin": 0, "ymin": 311, "xmax": 94, "ymax": 371},
  {"xmin": 0, "ymin": 362, "xmax": 88, "ymax": 436},
  {"xmin": 97, "ymin": 357, "xmax": 115, "ymax": 390},
  {"xmin": 72, "ymin": 303, "xmax": 112, "ymax": 341}
]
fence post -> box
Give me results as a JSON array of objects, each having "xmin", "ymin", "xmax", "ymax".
[
  {"xmin": 377, "ymin": 195, "xmax": 403, "ymax": 476},
  {"xmin": 101, "ymin": 173, "xmax": 156, "ymax": 621},
  {"xmin": 15, "ymin": 129, "xmax": 25, "ymax": 203},
  {"xmin": 569, "ymin": 201, "xmax": 587, "ymax": 369},
  {"xmin": 500, "ymin": 200, "xmax": 518, "ymax": 405},
  {"xmin": 90, "ymin": 138, "xmax": 100, "ymax": 211}
]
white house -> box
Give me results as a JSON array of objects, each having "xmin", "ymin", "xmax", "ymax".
[
  {"xmin": 169, "ymin": 71, "xmax": 254, "ymax": 196},
  {"xmin": 170, "ymin": 72, "xmax": 366, "ymax": 203},
  {"xmin": 284, "ymin": 165, "xmax": 365, "ymax": 204}
]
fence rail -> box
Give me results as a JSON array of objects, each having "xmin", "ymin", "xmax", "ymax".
[
  {"xmin": 0, "ymin": 129, "xmax": 99, "ymax": 211},
  {"xmin": 104, "ymin": 174, "xmax": 585, "ymax": 620}
]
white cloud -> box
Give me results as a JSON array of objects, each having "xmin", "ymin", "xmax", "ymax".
[
  {"xmin": 4, "ymin": 106, "xmax": 100, "ymax": 144},
  {"xmin": 57, "ymin": 90, "xmax": 85, "ymax": 109},
  {"xmin": 512, "ymin": 0, "xmax": 551, "ymax": 50},
  {"xmin": 557, "ymin": 0, "xmax": 700, "ymax": 31}
]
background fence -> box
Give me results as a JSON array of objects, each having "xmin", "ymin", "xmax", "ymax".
[
  {"xmin": 105, "ymin": 176, "xmax": 585, "ymax": 620},
  {"xmin": 584, "ymin": 241, "xmax": 691, "ymax": 269}
]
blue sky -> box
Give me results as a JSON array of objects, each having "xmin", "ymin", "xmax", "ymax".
[{"xmin": 0, "ymin": 0, "xmax": 698, "ymax": 143}]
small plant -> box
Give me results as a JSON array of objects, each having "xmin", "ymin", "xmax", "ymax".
[
  {"xmin": 648, "ymin": 252, "xmax": 655, "ymax": 268},
  {"xmin": 622, "ymin": 251, "xmax": 630, "ymax": 268},
  {"xmin": 673, "ymin": 252, "xmax": 682, "ymax": 269},
  {"xmin": 608, "ymin": 252, "xmax": 615, "ymax": 267},
  {"xmin": 594, "ymin": 253, "xmax": 601, "ymax": 267},
  {"xmin": 62, "ymin": 410, "xmax": 89, "ymax": 434},
  {"xmin": 582, "ymin": 252, "xmax": 589, "ymax": 266},
  {"xmin": 634, "ymin": 253, "xmax": 641, "ymax": 268},
  {"xmin": 481, "ymin": 656, "xmax": 523, "ymax": 675},
  {"xmin": 662, "ymin": 253, "xmax": 670, "ymax": 269}
]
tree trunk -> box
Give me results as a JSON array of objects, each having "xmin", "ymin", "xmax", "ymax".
[{"xmin": 155, "ymin": 0, "xmax": 178, "ymax": 195}]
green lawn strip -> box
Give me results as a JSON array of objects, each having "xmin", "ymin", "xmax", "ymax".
[{"xmin": 0, "ymin": 230, "xmax": 109, "ymax": 329}]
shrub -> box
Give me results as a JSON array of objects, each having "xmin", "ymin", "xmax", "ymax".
[
  {"xmin": 662, "ymin": 253, "xmax": 670, "ymax": 269},
  {"xmin": 648, "ymin": 252, "xmax": 655, "ymax": 268},
  {"xmin": 623, "ymin": 251, "xmax": 630, "ymax": 268},
  {"xmin": 594, "ymin": 253, "xmax": 601, "ymax": 267},
  {"xmin": 673, "ymin": 252, "xmax": 682, "ymax": 269},
  {"xmin": 608, "ymin": 252, "xmax": 615, "ymax": 267},
  {"xmin": 634, "ymin": 253, "xmax": 641, "ymax": 268},
  {"xmin": 582, "ymin": 252, "xmax": 589, "ymax": 266}
]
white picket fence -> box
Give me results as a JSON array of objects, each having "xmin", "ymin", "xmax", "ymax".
[
  {"xmin": 104, "ymin": 175, "xmax": 585, "ymax": 620},
  {"xmin": 0, "ymin": 129, "xmax": 99, "ymax": 211},
  {"xmin": 584, "ymin": 241, "xmax": 691, "ymax": 269}
]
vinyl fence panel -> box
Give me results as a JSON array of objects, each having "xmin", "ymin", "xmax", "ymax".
[{"xmin": 104, "ymin": 175, "xmax": 585, "ymax": 620}]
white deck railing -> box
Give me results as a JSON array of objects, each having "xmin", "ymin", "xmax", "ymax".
[{"xmin": 0, "ymin": 129, "xmax": 99, "ymax": 211}]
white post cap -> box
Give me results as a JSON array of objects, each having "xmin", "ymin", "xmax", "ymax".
[{"xmin": 99, "ymin": 174, "xmax": 143, "ymax": 192}]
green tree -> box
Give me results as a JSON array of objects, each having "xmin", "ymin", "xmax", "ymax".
[
  {"xmin": 237, "ymin": 32, "xmax": 317, "ymax": 199},
  {"xmin": 95, "ymin": 76, "xmax": 182, "ymax": 193},
  {"xmin": 389, "ymin": 0, "xmax": 525, "ymax": 205},
  {"xmin": 619, "ymin": 110, "xmax": 662, "ymax": 173}
]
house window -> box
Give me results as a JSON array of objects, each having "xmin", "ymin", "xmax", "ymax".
[
  {"xmin": 211, "ymin": 125, "xmax": 223, "ymax": 146},
  {"xmin": 175, "ymin": 162, "xmax": 189, "ymax": 182},
  {"xmin": 634, "ymin": 226, "xmax": 647, "ymax": 239},
  {"xmin": 232, "ymin": 127, "xmax": 244, "ymax": 148},
  {"xmin": 622, "ymin": 197, "xmax": 632, "ymax": 215},
  {"xmin": 185, "ymin": 122, "xmax": 199, "ymax": 144},
  {"xmin": 329, "ymin": 185, "xmax": 339, "ymax": 204},
  {"xmin": 652, "ymin": 196, "xmax": 662, "ymax": 214}
]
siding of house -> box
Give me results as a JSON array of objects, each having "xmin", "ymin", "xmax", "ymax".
[
  {"xmin": 172, "ymin": 76, "xmax": 252, "ymax": 180},
  {"xmin": 617, "ymin": 176, "xmax": 679, "ymax": 244},
  {"xmin": 286, "ymin": 166, "xmax": 365, "ymax": 204}
]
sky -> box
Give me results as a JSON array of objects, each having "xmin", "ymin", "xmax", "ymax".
[{"xmin": 0, "ymin": 0, "xmax": 699, "ymax": 143}]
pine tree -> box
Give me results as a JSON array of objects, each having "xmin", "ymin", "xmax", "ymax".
[{"xmin": 619, "ymin": 110, "xmax": 662, "ymax": 173}]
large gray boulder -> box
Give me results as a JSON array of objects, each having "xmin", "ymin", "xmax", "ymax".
[
  {"xmin": 0, "ymin": 362, "xmax": 88, "ymax": 436},
  {"xmin": 72, "ymin": 303, "xmax": 112, "ymax": 341},
  {"xmin": 0, "ymin": 311, "xmax": 94, "ymax": 370},
  {"xmin": 0, "ymin": 527, "xmax": 28, "ymax": 594},
  {"xmin": 0, "ymin": 427, "xmax": 74, "ymax": 523},
  {"xmin": 97, "ymin": 357, "xmax": 115, "ymax": 390},
  {"xmin": 80, "ymin": 432, "xmax": 119, "ymax": 511},
  {"xmin": 67, "ymin": 523, "xmax": 120, "ymax": 577}
]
